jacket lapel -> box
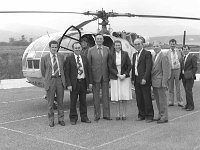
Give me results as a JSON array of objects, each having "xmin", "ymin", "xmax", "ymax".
[
  {"xmin": 47, "ymin": 54, "xmax": 52, "ymax": 68},
  {"xmin": 184, "ymin": 54, "xmax": 191, "ymax": 69},
  {"xmin": 121, "ymin": 51, "xmax": 125, "ymax": 66},
  {"xmin": 72, "ymin": 54, "xmax": 78, "ymax": 70},
  {"xmin": 153, "ymin": 53, "xmax": 162, "ymax": 70},
  {"xmin": 137, "ymin": 49, "xmax": 145, "ymax": 65}
]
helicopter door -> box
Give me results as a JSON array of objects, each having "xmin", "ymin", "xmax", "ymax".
[{"xmin": 58, "ymin": 25, "xmax": 81, "ymax": 52}]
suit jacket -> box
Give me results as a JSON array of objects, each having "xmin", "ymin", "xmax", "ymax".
[
  {"xmin": 64, "ymin": 54, "xmax": 92, "ymax": 90},
  {"xmin": 87, "ymin": 45, "xmax": 110, "ymax": 82},
  {"xmin": 151, "ymin": 52, "xmax": 170, "ymax": 88},
  {"xmin": 180, "ymin": 53, "xmax": 197, "ymax": 80},
  {"xmin": 108, "ymin": 50, "xmax": 131, "ymax": 80},
  {"xmin": 131, "ymin": 49, "xmax": 152, "ymax": 85},
  {"xmin": 41, "ymin": 53, "xmax": 66, "ymax": 90},
  {"xmin": 166, "ymin": 48, "xmax": 183, "ymax": 78}
]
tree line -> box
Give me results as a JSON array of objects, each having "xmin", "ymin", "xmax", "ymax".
[{"xmin": 0, "ymin": 35, "xmax": 33, "ymax": 46}]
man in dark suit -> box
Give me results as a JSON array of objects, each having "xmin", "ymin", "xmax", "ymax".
[
  {"xmin": 131, "ymin": 38, "xmax": 154, "ymax": 123},
  {"xmin": 180, "ymin": 45, "xmax": 197, "ymax": 111},
  {"xmin": 65, "ymin": 42, "xmax": 92, "ymax": 125},
  {"xmin": 151, "ymin": 42, "xmax": 170, "ymax": 124},
  {"xmin": 41, "ymin": 40, "xmax": 66, "ymax": 127},
  {"xmin": 87, "ymin": 34, "xmax": 111, "ymax": 121}
]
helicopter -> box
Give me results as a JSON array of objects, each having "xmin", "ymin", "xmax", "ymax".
[{"xmin": 1, "ymin": 9, "xmax": 200, "ymax": 88}]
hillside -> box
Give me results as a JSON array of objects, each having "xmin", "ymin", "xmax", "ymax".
[
  {"xmin": 149, "ymin": 35, "xmax": 200, "ymax": 45},
  {"xmin": 0, "ymin": 24, "xmax": 58, "ymax": 42}
]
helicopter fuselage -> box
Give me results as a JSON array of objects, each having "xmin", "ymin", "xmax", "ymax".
[{"xmin": 22, "ymin": 30, "xmax": 136, "ymax": 88}]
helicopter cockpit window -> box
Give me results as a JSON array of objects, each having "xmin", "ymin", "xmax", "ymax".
[{"xmin": 27, "ymin": 59, "xmax": 40, "ymax": 69}]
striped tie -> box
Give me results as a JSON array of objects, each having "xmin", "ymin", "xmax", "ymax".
[
  {"xmin": 77, "ymin": 55, "xmax": 83, "ymax": 75},
  {"xmin": 53, "ymin": 54, "xmax": 59, "ymax": 76}
]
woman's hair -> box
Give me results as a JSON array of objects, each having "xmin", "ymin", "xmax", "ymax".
[{"xmin": 111, "ymin": 40, "xmax": 122, "ymax": 53}]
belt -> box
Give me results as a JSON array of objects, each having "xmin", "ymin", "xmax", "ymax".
[
  {"xmin": 51, "ymin": 75, "xmax": 61, "ymax": 78},
  {"xmin": 77, "ymin": 78, "xmax": 85, "ymax": 82}
]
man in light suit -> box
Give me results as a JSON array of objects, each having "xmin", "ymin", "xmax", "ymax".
[
  {"xmin": 87, "ymin": 34, "xmax": 111, "ymax": 121},
  {"xmin": 131, "ymin": 38, "xmax": 154, "ymax": 123},
  {"xmin": 166, "ymin": 39, "xmax": 184, "ymax": 107},
  {"xmin": 180, "ymin": 45, "xmax": 197, "ymax": 111},
  {"xmin": 65, "ymin": 42, "xmax": 92, "ymax": 125},
  {"xmin": 41, "ymin": 40, "xmax": 66, "ymax": 127},
  {"xmin": 152, "ymin": 42, "xmax": 170, "ymax": 123}
]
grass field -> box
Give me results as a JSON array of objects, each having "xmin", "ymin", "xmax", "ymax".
[{"xmin": 0, "ymin": 46, "xmax": 27, "ymax": 79}]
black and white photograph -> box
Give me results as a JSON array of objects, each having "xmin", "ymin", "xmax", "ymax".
[{"xmin": 0, "ymin": 0, "xmax": 200, "ymax": 149}]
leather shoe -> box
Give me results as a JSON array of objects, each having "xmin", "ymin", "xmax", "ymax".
[
  {"xmin": 103, "ymin": 117, "xmax": 112, "ymax": 120},
  {"xmin": 94, "ymin": 117, "xmax": 100, "ymax": 122},
  {"xmin": 122, "ymin": 117, "xmax": 126, "ymax": 120},
  {"xmin": 58, "ymin": 121, "xmax": 65, "ymax": 126},
  {"xmin": 116, "ymin": 117, "xmax": 120, "ymax": 120},
  {"xmin": 153, "ymin": 118, "xmax": 161, "ymax": 121},
  {"xmin": 178, "ymin": 103, "xmax": 184, "ymax": 107},
  {"xmin": 145, "ymin": 119, "xmax": 153, "ymax": 123},
  {"xmin": 70, "ymin": 121, "xmax": 77, "ymax": 125},
  {"xmin": 157, "ymin": 120, "xmax": 168, "ymax": 124},
  {"xmin": 136, "ymin": 118, "xmax": 145, "ymax": 121},
  {"xmin": 168, "ymin": 103, "xmax": 174, "ymax": 106},
  {"xmin": 186, "ymin": 107, "xmax": 194, "ymax": 111},
  {"xmin": 49, "ymin": 122, "xmax": 54, "ymax": 127},
  {"xmin": 182, "ymin": 106, "xmax": 188, "ymax": 109},
  {"xmin": 81, "ymin": 119, "xmax": 91, "ymax": 123}
]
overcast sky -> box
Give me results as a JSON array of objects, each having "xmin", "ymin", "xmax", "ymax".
[{"xmin": 1, "ymin": 0, "xmax": 200, "ymax": 37}]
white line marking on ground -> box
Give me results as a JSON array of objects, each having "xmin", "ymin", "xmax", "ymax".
[
  {"xmin": 0, "ymin": 97, "xmax": 43, "ymax": 104},
  {"xmin": 0, "ymin": 109, "xmax": 71, "ymax": 125},
  {"xmin": 90, "ymin": 109, "xmax": 200, "ymax": 149},
  {"xmin": 0, "ymin": 126, "xmax": 89, "ymax": 150},
  {"xmin": 0, "ymin": 114, "xmax": 47, "ymax": 125}
]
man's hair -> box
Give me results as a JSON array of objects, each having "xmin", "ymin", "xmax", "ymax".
[
  {"xmin": 169, "ymin": 39, "xmax": 177, "ymax": 44},
  {"xmin": 49, "ymin": 40, "xmax": 58, "ymax": 47},
  {"xmin": 95, "ymin": 33, "xmax": 104, "ymax": 39},
  {"xmin": 134, "ymin": 38, "xmax": 143, "ymax": 44},
  {"xmin": 72, "ymin": 41, "xmax": 81, "ymax": 49},
  {"xmin": 182, "ymin": 45, "xmax": 190, "ymax": 50}
]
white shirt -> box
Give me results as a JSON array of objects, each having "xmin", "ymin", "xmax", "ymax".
[
  {"xmin": 135, "ymin": 48, "xmax": 143, "ymax": 76},
  {"xmin": 74, "ymin": 54, "xmax": 85, "ymax": 79},
  {"xmin": 97, "ymin": 45, "xmax": 103, "ymax": 56},
  {"xmin": 50, "ymin": 53, "xmax": 61, "ymax": 76},
  {"xmin": 170, "ymin": 49, "xmax": 180, "ymax": 69},
  {"xmin": 182, "ymin": 53, "xmax": 189, "ymax": 74}
]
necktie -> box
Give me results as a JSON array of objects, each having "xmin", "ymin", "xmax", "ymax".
[
  {"xmin": 53, "ymin": 54, "xmax": 59, "ymax": 76},
  {"xmin": 154, "ymin": 53, "xmax": 157, "ymax": 62},
  {"xmin": 77, "ymin": 55, "xmax": 83, "ymax": 75},
  {"xmin": 98, "ymin": 48, "xmax": 103, "ymax": 58}
]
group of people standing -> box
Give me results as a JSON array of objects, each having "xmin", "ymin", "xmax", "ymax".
[{"xmin": 41, "ymin": 34, "xmax": 197, "ymax": 127}]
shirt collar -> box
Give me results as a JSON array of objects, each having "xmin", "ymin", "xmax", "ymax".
[
  {"xmin": 97, "ymin": 45, "xmax": 103, "ymax": 49},
  {"xmin": 115, "ymin": 50, "xmax": 121, "ymax": 54},
  {"xmin": 50, "ymin": 52, "xmax": 57, "ymax": 58}
]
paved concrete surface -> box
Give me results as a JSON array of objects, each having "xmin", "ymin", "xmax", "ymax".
[{"xmin": 0, "ymin": 82, "xmax": 200, "ymax": 150}]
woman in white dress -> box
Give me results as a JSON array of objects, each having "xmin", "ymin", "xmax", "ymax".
[{"xmin": 108, "ymin": 40, "xmax": 132, "ymax": 120}]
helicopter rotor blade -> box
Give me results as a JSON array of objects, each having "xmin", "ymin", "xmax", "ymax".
[
  {"xmin": 0, "ymin": 11, "xmax": 85, "ymax": 14},
  {"xmin": 109, "ymin": 13, "xmax": 200, "ymax": 21},
  {"xmin": 75, "ymin": 17, "xmax": 98, "ymax": 29}
]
